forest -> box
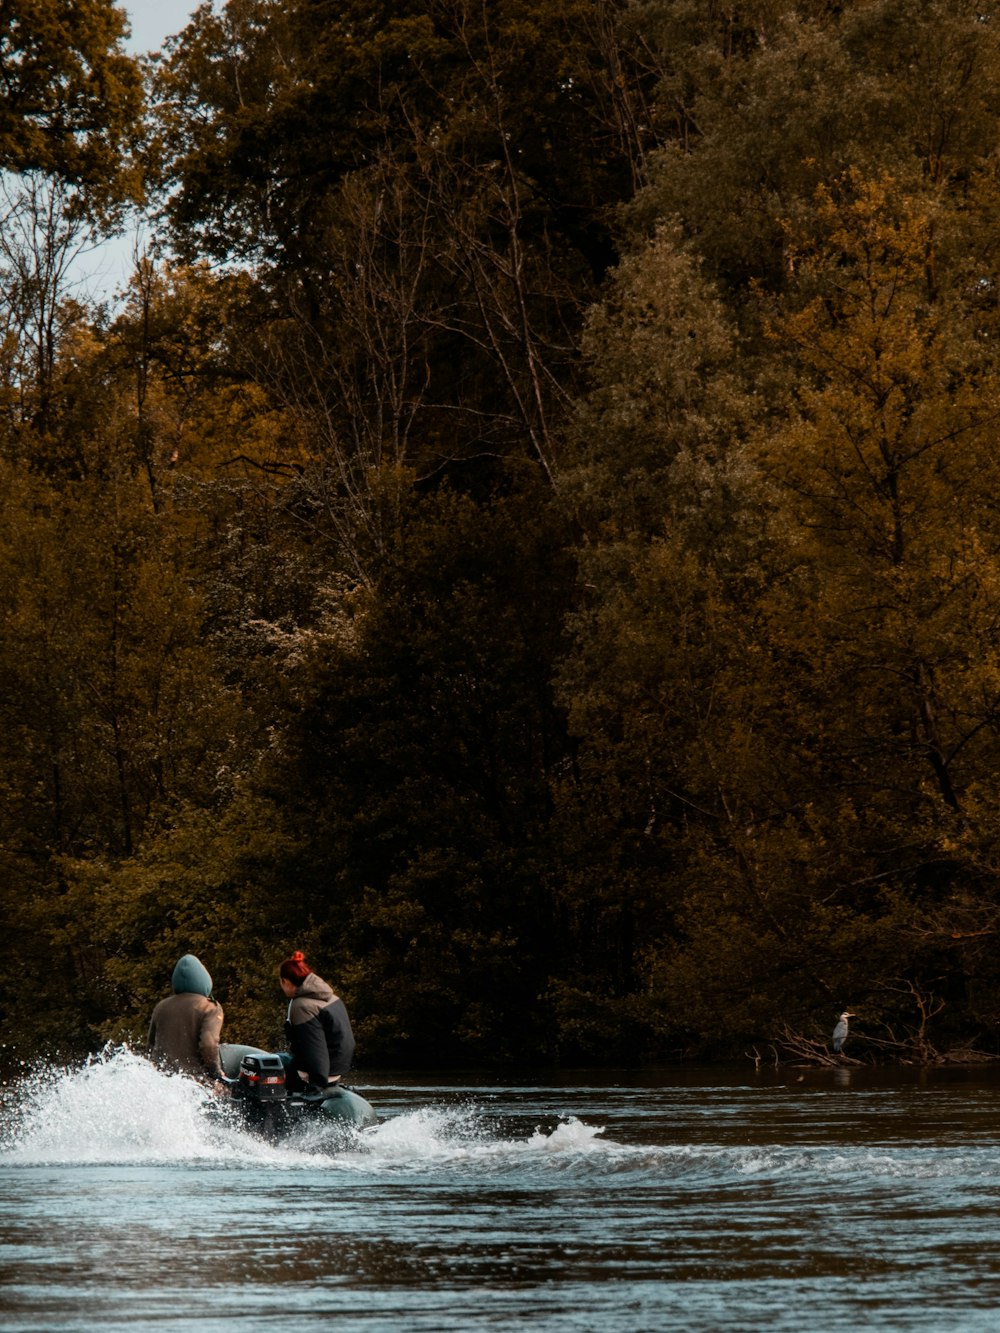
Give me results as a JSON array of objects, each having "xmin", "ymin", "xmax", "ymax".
[{"xmin": 3, "ymin": 0, "xmax": 1000, "ymax": 1068}]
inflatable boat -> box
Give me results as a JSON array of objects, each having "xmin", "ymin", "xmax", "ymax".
[{"xmin": 219, "ymin": 1043, "xmax": 378, "ymax": 1139}]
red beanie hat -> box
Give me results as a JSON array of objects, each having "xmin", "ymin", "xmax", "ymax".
[{"xmin": 279, "ymin": 950, "xmax": 312, "ymax": 984}]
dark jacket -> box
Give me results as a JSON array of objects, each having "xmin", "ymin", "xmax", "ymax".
[
  {"xmin": 285, "ymin": 971, "xmax": 355, "ymax": 1085},
  {"xmin": 148, "ymin": 954, "xmax": 224, "ymax": 1081}
]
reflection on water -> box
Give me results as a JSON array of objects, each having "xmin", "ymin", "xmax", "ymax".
[{"xmin": 2, "ymin": 1050, "xmax": 1000, "ymax": 1330}]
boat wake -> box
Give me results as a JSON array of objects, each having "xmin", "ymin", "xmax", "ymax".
[
  {"xmin": 1, "ymin": 1049, "xmax": 992, "ymax": 1187},
  {"xmin": 0, "ymin": 1046, "xmax": 609, "ymax": 1171},
  {"xmin": 0, "ymin": 1046, "xmax": 248, "ymax": 1165}
]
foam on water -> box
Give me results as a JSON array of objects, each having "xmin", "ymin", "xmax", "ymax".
[
  {"xmin": 0, "ymin": 1047, "xmax": 611, "ymax": 1171},
  {"xmin": 4, "ymin": 1064, "xmax": 1000, "ymax": 1333},
  {"xmin": 342, "ymin": 1103, "xmax": 607, "ymax": 1173},
  {"xmin": 6, "ymin": 1049, "xmax": 982, "ymax": 1186},
  {"xmin": 0, "ymin": 1046, "xmax": 254, "ymax": 1165}
]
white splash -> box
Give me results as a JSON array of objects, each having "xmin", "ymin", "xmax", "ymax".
[
  {"xmin": 0, "ymin": 1046, "xmax": 317, "ymax": 1166},
  {"xmin": 526, "ymin": 1117, "xmax": 607, "ymax": 1152},
  {"xmin": 335, "ymin": 1103, "xmax": 608, "ymax": 1175},
  {"xmin": 0, "ymin": 1048, "xmax": 612, "ymax": 1172},
  {"xmin": 3, "ymin": 1047, "xmax": 214, "ymax": 1163}
]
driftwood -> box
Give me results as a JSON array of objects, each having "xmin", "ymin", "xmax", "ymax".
[
  {"xmin": 748, "ymin": 1027, "xmax": 863, "ymax": 1069},
  {"xmin": 747, "ymin": 1022, "xmax": 999, "ymax": 1070},
  {"xmin": 746, "ymin": 979, "xmax": 1000, "ymax": 1069}
]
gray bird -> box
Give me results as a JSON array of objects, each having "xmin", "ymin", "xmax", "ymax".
[{"xmin": 831, "ymin": 1011, "xmax": 856, "ymax": 1053}]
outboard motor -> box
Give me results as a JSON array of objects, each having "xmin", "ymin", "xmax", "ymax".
[
  {"xmin": 217, "ymin": 1042, "xmax": 378, "ymax": 1138},
  {"xmin": 238, "ymin": 1052, "xmax": 287, "ymax": 1099},
  {"xmin": 232, "ymin": 1052, "xmax": 288, "ymax": 1137}
]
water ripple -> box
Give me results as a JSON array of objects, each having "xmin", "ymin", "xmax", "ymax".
[{"xmin": 4, "ymin": 1051, "xmax": 1000, "ymax": 1330}]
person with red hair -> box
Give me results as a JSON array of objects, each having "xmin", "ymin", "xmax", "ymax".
[{"xmin": 278, "ymin": 951, "xmax": 356, "ymax": 1092}]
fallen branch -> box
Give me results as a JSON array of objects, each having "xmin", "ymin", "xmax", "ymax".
[{"xmin": 771, "ymin": 1024, "xmax": 863, "ymax": 1067}]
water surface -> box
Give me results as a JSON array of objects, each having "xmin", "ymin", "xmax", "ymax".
[{"xmin": 2, "ymin": 1051, "xmax": 999, "ymax": 1329}]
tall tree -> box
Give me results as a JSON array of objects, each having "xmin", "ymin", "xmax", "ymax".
[
  {"xmin": 259, "ymin": 479, "xmax": 575, "ymax": 1063},
  {"xmin": 0, "ymin": 173, "xmax": 100, "ymax": 439},
  {"xmin": 552, "ymin": 224, "xmax": 772, "ymax": 1052},
  {"xmin": 153, "ymin": 0, "xmax": 652, "ymax": 273},
  {"xmin": 631, "ymin": 0, "xmax": 1000, "ymax": 312},
  {"xmin": 149, "ymin": 0, "xmax": 659, "ymax": 498},
  {"xmin": 648, "ymin": 170, "xmax": 1000, "ymax": 1050},
  {"xmin": 0, "ymin": 0, "xmax": 143, "ymax": 198}
]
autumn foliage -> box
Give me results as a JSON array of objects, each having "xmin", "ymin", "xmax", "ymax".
[{"xmin": 3, "ymin": 0, "xmax": 1000, "ymax": 1066}]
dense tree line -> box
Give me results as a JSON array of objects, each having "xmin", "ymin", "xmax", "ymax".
[{"xmin": 3, "ymin": 0, "xmax": 1000, "ymax": 1066}]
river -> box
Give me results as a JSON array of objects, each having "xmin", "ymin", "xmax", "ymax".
[{"xmin": 1, "ymin": 1048, "xmax": 999, "ymax": 1330}]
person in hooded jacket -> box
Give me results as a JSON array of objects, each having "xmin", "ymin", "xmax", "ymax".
[
  {"xmin": 279, "ymin": 951, "xmax": 356, "ymax": 1092},
  {"xmin": 148, "ymin": 953, "xmax": 225, "ymax": 1085}
]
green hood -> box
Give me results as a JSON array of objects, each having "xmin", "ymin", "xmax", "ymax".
[{"xmin": 171, "ymin": 954, "xmax": 213, "ymax": 997}]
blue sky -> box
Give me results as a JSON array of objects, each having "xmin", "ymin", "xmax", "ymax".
[
  {"xmin": 122, "ymin": 0, "xmax": 199, "ymax": 54},
  {"xmin": 69, "ymin": 2, "xmax": 201, "ymax": 297}
]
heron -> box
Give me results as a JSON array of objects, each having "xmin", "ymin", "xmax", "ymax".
[{"xmin": 831, "ymin": 1011, "xmax": 856, "ymax": 1053}]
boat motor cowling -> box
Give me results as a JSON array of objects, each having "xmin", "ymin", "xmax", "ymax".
[
  {"xmin": 237, "ymin": 1052, "xmax": 287, "ymax": 1103},
  {"xmin": 217, "ymin": 1043, "xmax": 378, "ymax": 1137}
]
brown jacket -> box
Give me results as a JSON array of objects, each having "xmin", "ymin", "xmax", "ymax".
[{"xmin": 148, "ymin": 991, "xmax": 224, "ymax": 1080}]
